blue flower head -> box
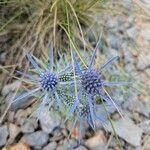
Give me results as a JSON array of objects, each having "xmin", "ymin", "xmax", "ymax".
[
  {"xmin": 12, "ymin": 46, "xmax": 74, "ymax": 116},
  {"xmin": 69, "ymin": 39, "xmax": 131, "ymax": 131}
]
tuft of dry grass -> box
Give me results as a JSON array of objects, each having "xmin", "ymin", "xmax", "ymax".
[
  {"xmin": 0, "ymin": 0, "xmax": 146, "ymax": 65},
  {"xmin": 0, "ymin": 0, "xmax": 107, "ymax": 64}
]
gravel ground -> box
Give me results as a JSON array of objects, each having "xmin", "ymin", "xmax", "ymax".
[{"xmin": 0, "ymin": 1, "xmax": 150, "ymax": 150}]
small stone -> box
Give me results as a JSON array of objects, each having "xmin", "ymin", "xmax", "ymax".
[
  {"xmin": 128, "ymin": 99, "xmax": 150, "ymax": 118},
  {"xmin": 138, "ymin": 120, "xmax": 150, "ymax": 134},
  {"xmin": 8, "ymin": 123, "xmax": 20, "ymax": 144},
  {"xmin": 127, "ymin": 27, "xmax": 138, "ymax": 41},
  {"xmin": 2, "ymin": 81, "xmax": 21, "ymax": 96},
  {"xmin": 106, "ymin": 117, "xmax": 143, "ymax": 147},
  {"xmin": 57, "ymin": 139, "xmax": 77, "ymax": 150},
  {"xmin": 50, "ymin": 128, "xmax": 64, "ymax": 142},
  {"xmin": 25, "ymin": 131, "xmax": 49, "ymax": 147},
  {"xmin": 74, "ymin": 146, "xmax": 87, "ymax": 150},
  {"xmin": 21, "ymin": 118, "xmax": 38, "ymax": 133},
  {"xmin": 109, "ymin": 137, "xmax": 125, "ymax": 148},
  {"xmin": 85, "ymin": 130, "xmax": 107, "ymax": 150},
  {"xmin": 0, "ymin": 125, "xmax": 9, "ymax": 146},
  {"xmin": 137, "ymin": 51, "xmax": 150, "ymax": 70},
  {"xmin": 43, "ymin": 142, "xmax": 57, "ymax": 150},
  {"xmin": 141, "ymin": 28, "xmax": 150, "ymax": 41},
  {"xmin": 39, "ymin": 109, "xmax": 61, "ymax": 134},
  {"xmin": 107, "ymin": 33, "xmax": 122, "ymax": 50},
  {"xmin": 142, "ymin": 135, "xmax": 150, "ymax": 150},
  {"xmin": 15, "ymin": 109, "xmax": 28, "ymax": 126},
  {"xmin": 8, "ymin": 111, "xmax": 15, "ymax": 123},
  {"xmin": 3, "ymin": 143, "xmax": 30, "ymax": 150}
]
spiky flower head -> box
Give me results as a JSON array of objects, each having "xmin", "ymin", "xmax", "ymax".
[
  {"xmin": 12, "ymin": 46, "xmax": 75, "ymax": 117},
  {"xmin": 40, "ymin": 72, "xmax": 58, "ymax": 91},
  {"xmin": 81, "ymin": 69, "xmax": 103, "ymax": 94},
  {"xmin": 68, "ymin": 37, "xmax": 131, "ymax": 131}
]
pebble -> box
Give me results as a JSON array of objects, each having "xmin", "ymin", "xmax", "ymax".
[
  {"xmin": 8, "ymin": 123, "xmax": 20, "ymax": 144},
  {"xmin": 138, "ymin": 120, "xmax": 150, "ymax": 134},
  {"xmin": 126, "ymin": 27, "xmax": 138, "ymax": 41},
  {"xmin": 24, "ymin": 131, "xmax": 49, "ymax": 147},
  {"xmin": 142, "ymin": 135, "xmax": 150, "ymax": 150},
  {"xmin": 74, "ymin": 146, "xmax": 87, "ymax": 150},
  {"xmin": 0, "ymin": 125, "xmax": 9, "ymax": 147},
  {"xmin": 15, "ymin": 109, "xmax": 28, "ymax": 125},
  {"xmin": 3, "ymin": 143, "xmax": 30, "ymax": 150},
  {"xmin": 106, "ymin": 117, "xmax": 143, "ymax": 147},
  {"xmin": 43, "ymin": 142, "xmax": 57, "ymax": 150},
  {"xmin": 39, "ymin": 109, "xmax": 61, "ymax": 134},
  {"xmin": 128, "ymin": 99, "xmax": 150, "ymax": 118},
  {"xmin": 107, "ymin": 33, "xmax": 122, "ymax": 50},
  {"xmin": 57, "ymin": 139, "xmax": 78, "ymax": 150},
  {"xmin": 85, "ymin": 130, "xmax": 107, "ymax": 150},
  {"xmin": 137, "ymin": 50, "xmax": 150, "ymax": 70},
  {"xmin": 21, "ymin": 118, "xmax": 38, "ymax": 133}
]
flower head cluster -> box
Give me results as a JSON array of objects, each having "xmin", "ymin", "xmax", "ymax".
[
  {"xmin": 67, "ymin": 41, "xmax": 130, "ymax": 133},
  {"xmin": 12, "ymin": 42, "xmax": 130, "ymax": 139}
]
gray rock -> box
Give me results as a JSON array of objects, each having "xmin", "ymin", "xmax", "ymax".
[
  {"xmin": 138, "ymin": 120, "xmax": 150, "ymax": 134},
  {"xmin": 107, "ymin": 33, "xmax": 122, "ymax": 50},
  {"xmin": 127, "ymin": 27, "xmax": 138, "ymax": 41},
  {"xmin": 43, "ymin": 142, "xmax": 57, "ymax": 150},
  {"xmin": 0, "ymin": 125, "xmax": 9, "ymax": 146},
  {"xmin": 85, "ymin": 130, "xmax": 107, "ymax": 150},
  {"xmin": 109, "ymin": 137, "xmax": 125, "ymax": 148},
  {"xmin": 137, "ymin": 50, "xmax": 150, "ymax": 70},
  {"xmin": 106, "ymin": 117, "xmax": 143, "ymax": 147},
  {"xmin": 15, "ymin": 109, "xmax": 28, "ymax": 125},
  {"xmin": 21, "ymin": 118, "xmax": 38, "ymax": 133},
  {"xmin": 67, "ymin": 139, "xmax": 78, "ymax": 149},
  {"xmin": 106, "ymin": 17, "xmax": 119, "ymax": 29},
  {"xmin": 57, "ymin": 139, "xmax": 78, "ymax": 150},
  {"xmin": 8, "ymin": 123, "xmax": 20, "ymax": 144},
  {"xmin": 39, "ymin": 109, "xmax": 61, "ymax": 134},
  {"xmin": 74, "ymin": 146, "xmax": 87, "ymax": 150},
  {"xmin": 141, "ymin": 28, "xmax": 150, "ymax": 41},
  {"xmin": 25, "ymin": 131, "xmax": 49, "ymax": 147},
  {"xmin": 128, "ymin": 99, "xmax": 150, "ymax": 118}
]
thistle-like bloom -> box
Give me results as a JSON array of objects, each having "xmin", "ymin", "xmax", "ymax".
[
  {"xmin": 69, "ymin": 40, "xmax": 131, "ymax": 130},
  {"xmin": 12, "ymin": 47, "xmax": 74, "ymax": 115}
]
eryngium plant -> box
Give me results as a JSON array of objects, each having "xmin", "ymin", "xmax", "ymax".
[
  {"xmin": 12, "ymin": 46, "xmax": 74, "ymax": 117},
  {"xmin": 67, "ymin": 40, "xmax": 131, "ymax": 131}
]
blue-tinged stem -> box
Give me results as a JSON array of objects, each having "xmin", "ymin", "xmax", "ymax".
[
  {"xmin": 37, "ymin": 93, "xmax": 48, "ymax": 117},
  {"xmin": 88, "ymin": 33, "xmax": 102, "ymax": 69},
  {"xmin": 26, "ymin": 53, "xmax": 41, "ymax": 71},
  {"xmin": 69, "ymin": 91, "xmax": 82, "ymax": 114},
  {"xmin": 16, "ymin": 70, "xmax": 38, "ymax": 81},
  {"xmin": 49, "ymin": 45, "xmax": 54, "ymax": 72},
  {"xmin": 87, "ymin": 94, "xmax": 96, "ymax": 130},
  {"xmin": 100, "ymin": 56, "xmax": 119, "ymax": 70},
  {"xmin": 72, "ymin": 49, "xmax": 82, "ymax": 75},
  {"xmin": 54, "ymin": 91, "xmax": 63, "ymax": 109},
  {"xmin": 12, "ymin": 88, "xmax": 40, "ymax": 103}
]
